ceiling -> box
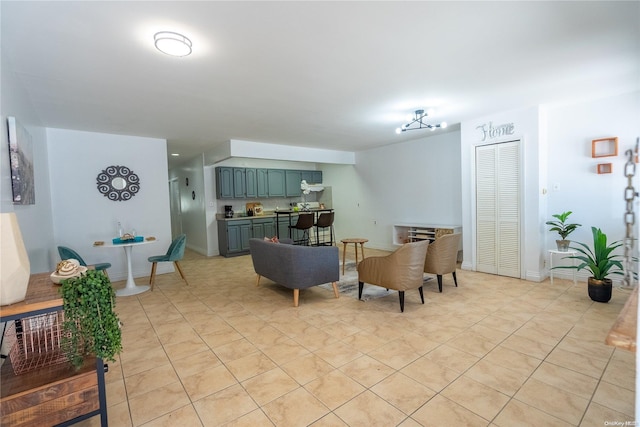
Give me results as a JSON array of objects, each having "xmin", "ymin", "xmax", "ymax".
[{"xmin": 2, "ymin": 1, "xmax": 638, "ymax": 168}]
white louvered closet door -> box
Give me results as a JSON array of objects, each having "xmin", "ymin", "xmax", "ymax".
[{"xmin": 475, "ymin": 141, "xmax": 521, "ymax": 278}]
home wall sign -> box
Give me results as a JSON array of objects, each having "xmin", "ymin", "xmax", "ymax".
[
  {"xmin": 96, "ymin": 165, "xmax": 141, "ymax": 201},
  {"xmin": 476, "ymin": 121, "xmax": 515, "ymax": 142}
]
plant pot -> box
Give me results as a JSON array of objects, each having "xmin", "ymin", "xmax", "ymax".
[
  {"xmin": 588, "ymin": 277, "xmax": 612, "ymax": 303},
  {"xmin": 556, "ymin": 240, "xmax": 571, "ymax": 252}
]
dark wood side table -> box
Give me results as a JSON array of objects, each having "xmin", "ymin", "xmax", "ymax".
[{"xmin": 0, "ymin": 273, "xmax": 108, "ymax": 426}]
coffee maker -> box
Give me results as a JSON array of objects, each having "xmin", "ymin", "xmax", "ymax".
[{"xmin": 224, "ymin": 205, "xmax": 234, "ymax": 218}]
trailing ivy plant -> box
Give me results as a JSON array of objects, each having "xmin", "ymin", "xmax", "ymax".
[{"xmin": 60, "ymin": 269, "xmax": 122, "ymax": 369}]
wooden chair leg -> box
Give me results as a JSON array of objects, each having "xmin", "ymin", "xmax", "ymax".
[
  {"xmin": 331, "ymin": 281, "xmax": 339, "ymax": 299},
  {"xmin": 398, "ymin": 291, "xmax": 405, "ymax": 312},
  {"xmin": 149, "ymin": 262, "xmax": 157, "ymax": 290},
  {"xmin": 255, "ymin": 275, "xmax": 262, "ymax": 287},
  {"xmin": 293, "ymin": 289, "xmax": 300, "ymax": 307},
  {"xmin": 174, "ymin": 261, "xmax": 188, "ymax": 285},
  {"xmin": 453, "ymin": 271, "xmax": 458, "ymax": 287},
  {"xmin": 419, "ymin": 286, "xmax": 424, "ymax": 304}
]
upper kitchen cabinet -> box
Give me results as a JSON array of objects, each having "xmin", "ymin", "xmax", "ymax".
[
  {"xmin": 267, "ymin": 169, "xmax": 286, "ymax": 197},
  {"xmin": 256, "ymin": 169, "xmax": 269, "ymax": 197},
  {"xmin": 233, "ymin": 168, "xmax": 246, "ymax": 198},
  {"xmin": 245, "ymin": 168, "xmax": 257, "ymax": 198},
  {"xmin": 301, "ymin": 170, "xmax": 322, "ymax": 184},
  {"xmin": 216, "ymin": 167, "xmax": 234, "ymax": 199},
  {"xmin": 285, "ymin": 170, "xmax": 302, "ymax": 197}
]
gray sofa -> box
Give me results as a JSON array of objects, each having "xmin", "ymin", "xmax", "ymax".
[{"xmin": 248, "ymin": 238, "xmax": 340, "ymax": 307}]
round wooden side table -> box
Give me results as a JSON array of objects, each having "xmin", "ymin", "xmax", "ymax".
[{"xmin": 341, "ymin": 238, "xmax": 369, "ymax": 275}]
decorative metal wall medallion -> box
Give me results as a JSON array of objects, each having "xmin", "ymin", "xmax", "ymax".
[{"xmin": 96, "ymin": 165, "xmax": 140, "ymax": 201}]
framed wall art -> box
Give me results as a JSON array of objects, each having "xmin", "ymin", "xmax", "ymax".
[{"xmin": 7, "ymin": 117, "xmax": 35, "ymax": 204}]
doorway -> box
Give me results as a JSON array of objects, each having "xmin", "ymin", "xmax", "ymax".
[
  {"xmin": 169, "ymin": 178, "xmax": 182, "ymax": 239},
  {"xmin": 475, "ymin": 140, "xmax": 521, "ymax": 278}
]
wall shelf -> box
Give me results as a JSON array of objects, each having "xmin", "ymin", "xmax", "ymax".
[
  {"xmin": 597, "ymin": 163, "xmax": 613, "ymax": 174},
  {"xmin": 592, "ymin": 137, "xmax": 618, "ymax": 158}
]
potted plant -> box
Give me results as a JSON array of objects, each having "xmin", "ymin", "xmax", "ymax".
[
  {"xmin": 546, "ymin": 211, "xmax": 581, "ymax": 251},
  {"xmin": 59, "ymin": 269, "xmax": 122, "ymax": 369},
  {"xmin": 555, "ymin": 226, "xmax": 623, "ymax": 303}
]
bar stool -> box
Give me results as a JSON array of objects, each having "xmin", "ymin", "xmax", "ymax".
[
  {"xmin": 314, "ymin": 211, "xmax": 335, "ymax": 246},
  {"xmin": 289, "ymin": 213, "xmax": 314, "ymax": 245}
]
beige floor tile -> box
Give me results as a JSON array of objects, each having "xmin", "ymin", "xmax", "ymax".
[
  {"xmin": 193, "ymin": 383, "xmax": 258, "ymax": 427},
  {"xmin": 370, "ymin": 372, "xmax": 436, "ymax": 415},
  {"xmin": 223, "ymin": 408, "xmax": 275, "ymax": 426},
  {"xmin": 601, "ymin": 357, "xmax": 636, "ymax": 391},
  {"xmin": 366, "ymin": 339, "xmax": 422, "ymax": 370},
  {"xmin": 242, "ymin": 367, "xmax": 299, "ymax": 406},
  {"xmin": 447, "ymin": 330, "xmax": 498, "ymax": 358},
  {"xmin": 262, "ymin": 387, "xmax": 330, "ymax": 427},
  {"xmin": 305, "ymin": 369, "xmax": 366, "ymax": 410},
  {"xmin": 141, "ymin": 404, "xmax": 203, "ymax": 427},
  {"xmin": 501, "ymin": 334, "xmax": 554, "ymax": 360},
  {"xmin": 124, "ymin": 364, "xmax": 179, "ymax": 399},
  {"xmin": 105, "ymin": 400, "xmax": 132, "ymax": 427},
  {"xmin": 339, "ymin": 354, "xmax": 396, "ymax": 387},
  {"xmin": 400, "ymin": 356, "xmax": 460, "ymax": 392},
  {"xmin": 120, "ymin": 344, "xmax": 171, "ymax": 378},
  {"xmin": 493, "ymin": 399, "xmax": 572, "ymax": 427},
  {"xmin": 333, "ymin": 390, "xmax": 407, "ymax": 427},
  {"xmin": 171, "ymin": 350, "xmax": 221, "ymax": 379},
  {"xmin": 226, "ymin": 351, "xmax": 277, "ymax": 382},
  {"xmin": 182, "ymin": 364, "xmax": 238, "ymax": 401},
  {"xmin": 580, "ymin": 402, "xmax": 635, "ymax": 427},
  {"xmin": 515, "ymin": 378, "xmax": 590, "ymax": 425},
  {"xmin": 309, "ymin": 412, "xmax": 349, "ymax": 426},
  {"xmin": 340, "ymin": 330, "xmax": 389, "ymax": 353},
  {"xmin": 162, "ymin": 335, "xmax": 209, "ymax": 362},
  {"xmin": 545, "ymin": 346, "xmax": 609, "ymax": 379},
  {"xmin": 128, "ymin": 381, "xmax": 191, "ymax": 426},
  {"xmin": 105, "ymin": 378, "xmax": 127, "ymax": 407},
  {"xmin": 484, "ymin": 346, "xmax": 542, "ymax": 377},
  {"xmin": 465, "ymin": 359, "xmax": 529, "ymax": 396},
  {"xmin": 442, "ymin": 375, "xmax": 510, "ymax": 420},
  {"xmin": 280, "ymin": 353, "xmax": 335, "ymax": 385},
  {"xmin": 591, "ymin": 380, "xmax": 635, "ymax": 418},
  {"xmin": 411, "ymin": 394, "xmax": 489, "ymax": 426},
  {"xmin": 424, "ymin": 343, "xmax": 480, "ymax": 373},
  {"xmin": 531, "ymin": 362, "xmax": 599, "ymax": 400},
  {"xmin": 314, "ymin": 341, "xmax": 363, "ymax": 368},
  {"xmin": 212, "ymin": 338, "xmax": 259, "ymax": 363}
]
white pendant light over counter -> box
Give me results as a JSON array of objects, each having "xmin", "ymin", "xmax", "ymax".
[{"xmin": 154, "ymin": 31, "xmax": 192, "ymax": 57}]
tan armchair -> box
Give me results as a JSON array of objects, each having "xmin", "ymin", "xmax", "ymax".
[
  {"xmin": 357, "ymin": 240, "xmax": 429, "ymax": 312},
  {"xmin": 424, "ymin": 233, "xmax": 461, "ymax": 292}
]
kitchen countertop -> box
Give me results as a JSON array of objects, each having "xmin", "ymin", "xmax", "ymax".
[{"xmin": 216, "ymin": 208, "xmax": 333, "ymax": 221}]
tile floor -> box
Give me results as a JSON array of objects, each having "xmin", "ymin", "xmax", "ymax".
[{"xmin": 77, "ymin": 247, "xmax": 635, "ymax": 426}]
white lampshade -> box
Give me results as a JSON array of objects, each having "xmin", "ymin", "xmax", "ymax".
[{"xmin": 0, "ymin": 212, "xmax": 30, "ymax": 306}]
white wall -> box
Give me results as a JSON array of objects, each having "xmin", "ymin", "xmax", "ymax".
[
  {"xmin": 47, "ymin": 128, "xmax": 173, "ymax": 281},
  {"xmin": 461, "ymin": 106, "xmax": 545, "ymax": 281},
  {"xmin": 327, "ymin": 130, "xmax": 462, "ymax": 251},
  {"xmin": 1, "ymin": 52, "xmax": 56, "ymax": 273},
  {"xmin": 546, "ymin": 91, "xmax": 640, "ymax": 280}
]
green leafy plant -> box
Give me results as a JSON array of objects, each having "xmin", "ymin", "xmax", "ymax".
[
  {"xmin": 60, "ymin": 269, "xmax": 122, "ymax": 369},
  {"xmin": 546, "ymin": 211, "xmax": 581, "ymax": 240},
  {"xmin": 555, "ymin": 226, "xmax": 624, "ymax": 280}
]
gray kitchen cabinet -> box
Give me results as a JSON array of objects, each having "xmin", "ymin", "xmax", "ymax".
[
  {"xmin": 267, "ymin": 169, "xmax": 286, "ymax": 197},
  {"xmin": 256, "ymin": 168, "xmax": 269, "ymax": 197},
  {"xmin": 252, "ymin": 217, "xmax": 276, "ymax": 240},
  {"xmin": 233, "ymin": 168, "xmax": 246, "ymax": 198},
  {"xmin": 301, "ymin": 170, "xmax": 322, "ymax": 184},
  {"xmin": 218, "ymin": 220, "xmax": 252, "ymax": 256},
  {"xmin": 285, "ymin": 170, "xmax": 302, "ymax": 197},
  {"xmin": 216, "ymin": 167, "xmax": 234, "ymax": 199},
  {"xmin": 245, "ymin": 168, "xmax": 257, "ymax": 198}
]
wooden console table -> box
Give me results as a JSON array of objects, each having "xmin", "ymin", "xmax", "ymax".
[
  {"xmin": 0, "ymin": 273, "xmax": 108, "ymax": 426},
  {"xmin": 605, "ymin": 286, "xmax": 637, "ymax": 352}
]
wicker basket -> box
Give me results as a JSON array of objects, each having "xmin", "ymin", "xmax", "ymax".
[{"xmin": 3, "ymin": 311, "xmax": 71, "ymax": 375}]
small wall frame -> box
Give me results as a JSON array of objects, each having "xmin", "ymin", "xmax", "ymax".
[
  {"xmin": 597, "ymin": 163, "xmax": 613, "ymax": 174},
  {"xmin": 592, "ymin": 137, "xmax": 618, "ymax": 158}
]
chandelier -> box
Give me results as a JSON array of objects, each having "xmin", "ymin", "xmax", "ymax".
[{"xmin": 395, "ymin": 109, "xmax": 447, "ymax": 134}]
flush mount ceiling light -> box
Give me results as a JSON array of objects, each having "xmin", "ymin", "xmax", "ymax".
[
  {"xmin": 395, "ymin": 109, "xmax": 447, "ymax": 134},
  {"xmin": 154, "ymin": 31, "xmax": 192, "ymax": 57}
]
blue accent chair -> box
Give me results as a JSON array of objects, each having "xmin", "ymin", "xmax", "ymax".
[
  {"xmin": 147, "ymin": 234, "xmax": 188, "ymax": 290},
  {"xmin": 57, "ymin": 246, "xmax": 111, "ymax": 279}
]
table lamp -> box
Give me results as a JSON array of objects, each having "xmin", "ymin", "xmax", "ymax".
[{"xmin": 0, "ymin": 212, "xmax": 30, "ymax": 306}]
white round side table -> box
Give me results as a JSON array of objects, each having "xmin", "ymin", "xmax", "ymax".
[{"xmin": 548, "ymin": 249, "xmax": 577, "ymax": 285}]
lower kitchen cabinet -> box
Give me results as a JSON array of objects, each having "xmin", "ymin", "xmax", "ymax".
[{"xmin": 218, "ymin": 218, "xmax": 276, "ymax": 256}]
